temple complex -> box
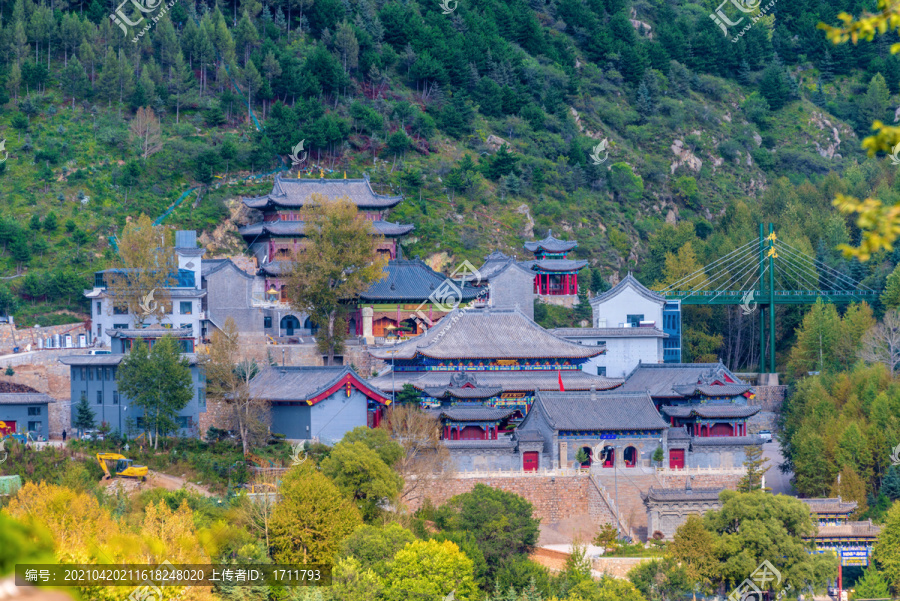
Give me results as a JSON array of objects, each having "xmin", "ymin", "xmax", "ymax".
[
  {"xmin": 801, "ymin": 498, "xmax": 880, "ymax": 568},
  {"xmin": 618, "ymin": 363, "xmax": 762, "ymax": 468},
  {"xmin": 644, "ymin": 482, "xmax": 725, "ymax": 540},
  {"xmin": 239, "ymin": 175, "xmax": 414, "ymax": 303}
]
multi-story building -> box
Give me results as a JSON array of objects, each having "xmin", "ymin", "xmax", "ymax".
[
  {"xmin": 60, "ymin": 327, "xmax": 207, "ymax": 437},
  {"xmin": 86, "ymin": 231, "xmax": 207, "ymax": 348}
]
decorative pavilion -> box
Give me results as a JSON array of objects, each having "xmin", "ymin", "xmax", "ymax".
[
  {"xmin": 239, "ymin": 174, "xmax": 414, "ymax": 302},
  {"xmin": 521, "ymin": 231, "xmax": 587, "ymax": 297}
]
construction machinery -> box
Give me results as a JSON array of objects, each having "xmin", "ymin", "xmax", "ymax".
[{"xmin": 96, "ymin": 453, "xmax": 148, "ymax": 481}]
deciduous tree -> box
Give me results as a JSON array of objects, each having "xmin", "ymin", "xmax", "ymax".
[
  {"xmin": 874, "ymin": 501, "xmax": 900, "ymax": 594},
  {"xmin": 283, "ymin": 194, "xmax": 387, "ymax": 365},
  {"xmin": 860, "ymin": 309, "xmax": 900, "ymax": 375},
  {"xmin": 384, "ymin": 404, "xmax": 453, "ymax": 505},
  {"xmin": 106, "ymin": 214, "xmax": 178, "ymax": 327},
  {"xmin": 383, "ymin": 539, "xmax": 478, "ymax": 601},
  {"xmin": 129, "ymin": 107, "xmax": 163, "ymax": 159}
]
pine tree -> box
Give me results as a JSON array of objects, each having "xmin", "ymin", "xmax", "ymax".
[
  {"xmin": 882, "ymin": 465, "xmax": 900, "ymax": 500},
  {"xmin": 738, "ymin": 59, "xmax": 752, "ymax": 86},
  {"xmin": 636, "ymin": 80, "xmax": 654, "ymax": 120},
  {"xmin": 73, "ymin": 392, "xmax": 95, "ymax": 433},
  {"xmin": 882, "ymin": 264, "xmax": 900, "ymax": 311},
  {"xmin": 575, "ymin": 283, "xmax": 592, "ymax": 324},
  {"xmin": 820, "ymin": 50, "xmax": 835, "ymax": 83},
  {"xmin": 738, "ymin": 445, "xmax": 770, "ymax": 491}
]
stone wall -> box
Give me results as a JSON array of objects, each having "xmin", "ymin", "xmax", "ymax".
[
  {"xmin": 407, "ymin": 474, "xmax": 616, "ymax": 528},
  {"xmin": 592, "ymin": 557, "xmax": 656, "ymax": 579},
  {"xmin": 656, "ymin": 472, "xmax": 743, "ymax": 489},
  {"xmin": 750, "ymin": 385, "xmax": 787, "ymax": 412}
]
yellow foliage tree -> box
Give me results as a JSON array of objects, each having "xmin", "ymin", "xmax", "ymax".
[{"xmin": 819, "ymin": 1, "xmax": 900, "ymax": 259}]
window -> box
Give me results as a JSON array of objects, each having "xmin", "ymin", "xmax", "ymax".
[
  {"xmin": 597, "ymin": 366, "xmax": 607, "ymax": 376},
  {"xmin": 597, "ymin": 340, "xmax": 606, "ymax": 346},
  {"xmin": 88, "ymin": 367, "xmax": 94, "ymax": 381},
  {"xmin": 180, "ymin": 302, "xmax": 192, "ymax": 315},
  {"xmin": 113, "ymin": 305, "xmax": 128, "ymax": 315},
  {"xmin": 263, "ymin": 316, "xmax": 272, "ymax": 328},
  {"xmin": 105, "ymin": 368, "xmax": 111, "ymax": 380},
  {"xmin": 136, "ymin": 417, "xmax": 145, "ymax": 429},
  {"xmin": 113, "ymin": 323, "xmax": 128, "ymax": 329},
  {"xmin": 179, "ymin": 340, "xmax": 194, "ymax": 353},
  {"xmin": 27, "ymin": 407, "xmax": 41, "ymax": 416},
  {"xmin": 113, "ymin": 391, "xmax": 119, "ymax": 405},
  {"xmin": 96, "ymin": 302, "xmax": 101, "ymax": 315},
  {"xmin": 177, "ymin": 416, "xmax": 193, "ymax": 428},
  {"xmin": 627, "ymin": 314, "xmax": 644, "ymax": 327},
  {"xmin": 80, "ymin": 367, "xmax": 86, "ymax": 380},
  {"xmin": 27, "ymin": 421, "xmax": 41, "ymax": 432},
  {"xmin": 198, "ymin": 389, "xmax": 206, "ymax": 410},
  {"xmin": 96, "ymin": 391, "xmax": 102, "ymax": 405},
  {"xmin": 94, "ymin": 273, "xmax": 105, "ymax": 288}
]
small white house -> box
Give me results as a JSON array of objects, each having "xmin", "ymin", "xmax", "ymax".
[
  {"xmin": 551, "ymin": 327, "xmax": 667, "ymax": 378},
  {"xmin": 86, "ymin": 231, "xmax": 207, "ymax": 348}
]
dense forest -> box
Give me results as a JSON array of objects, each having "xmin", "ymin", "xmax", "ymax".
[{"xmin": 1, "ymin": 0, "xmax": 900, "ymax": 369}]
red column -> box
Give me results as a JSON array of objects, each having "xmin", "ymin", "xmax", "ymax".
[
  {"xmin": 573, "ymin": 273, "xmax": 578, "ymax": 294},
  {"xmin": 564, "ymin": 274, "xmax": 569, "ymax": 295}
]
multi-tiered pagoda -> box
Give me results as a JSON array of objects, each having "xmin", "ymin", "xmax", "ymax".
[
  {"xmin": 239, "ymin": 174, "xmax": 414, "ymax": 301},
  {"xmin": 521, "ymin": 231, "xmax": 587, "ymax": 298}
]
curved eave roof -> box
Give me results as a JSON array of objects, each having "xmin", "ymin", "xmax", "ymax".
[
  {"xmin": 239, "ymin": 220, "xmax": 414, "ymax": 239},
  {"xmin": 524, "ymin": 231, "xmax": 578, "ymax": 253},
  {"xmin": 243, "ymin": 176, "xmax": 403, "ymax": 210},
  {"xmin": 369, "ymin": 308, "xmax": 604, "ymax": 361},
  {"xmin": 523, "ymin": 259, "xmax": 588, "ymax": 272}
]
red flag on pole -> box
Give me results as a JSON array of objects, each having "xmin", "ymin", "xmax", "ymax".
[{"xmin": 558, "ymin": 369, "xmax": 565, "ymax": 392}]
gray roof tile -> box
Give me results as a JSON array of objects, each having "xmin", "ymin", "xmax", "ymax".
[
  {"xmin": 590, "ymin": 272, "xmax": 665, "ymax": 305},
  {"xmin": 0, "ymin": 393, "xmax": 53, "ymax": 404},
  {"xmin": 360, "ymin": 260, "xmax": 481, "ymax": 302},
  {"xmin": 691, "ymin": 435, "xmax": 764, "ymax": 446},
  {"xmin": 645, "ymin": 487, "xmax": 724, "ymax": 502},
  {"xmin": 422, "ymin": 386, "xmax": 504, "ymax": 399},
  {"xmin": 249, "ymin": 365, "xmax": 389, "ymax": 403},
  {"xmin": 520, "ymin": 259, "xmax": 588, "ymax": 272},
  {"xmin": 369, "ymin": 368, "xmax": 622, "ymax": 393},
  {"xmin": 527, "ymin": 390, "xmax": 668, "ymax": 431},
  {"xmin": 619, "ymin": 363, "xmax": 747, "ymax": 398},
  {"xmin": 59, "ymin": 354, "xmax": 200, "ymax": 366},
  {"xmin": 524, "ymin": 231, "xmax": 577, "ymax": 253},
  {"xmin": 239, "ymin": 220, "xmax": 413, "ymax": 238},
  {"xmin": 368, "ymin": 308, "xmax": 605, "ymax": 361},
  {"xmin": 801, "ymin": 498, "xmax": 858, "ymax": 514},
  {"xmin": 552, "ymin": 327, "xmax": 668, "ymax": 338},
  {"xmin": 810, "ymin": 522, "xmax": 881, "ymax": 538},
  {"xmin": 660, "ymin": 405, "xmax": 759, "ymax": 418},
  {"xmin": 243, "ymin": 175, "xmax": 403, "ymax": 210},
  {"xmin": 435, "ymin": 407, "xmax": 518, "ymax": 421}
]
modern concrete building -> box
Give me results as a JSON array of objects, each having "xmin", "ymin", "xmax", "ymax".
[
  {"xmin": 86, "ymin": 231, "xmax": 207, "ymax": 348},
  {"xmin": 248, "ymin": 366, "xmax": 391, "ymax": 444},
  {"xmin": 0, "ymin": 392, "xmax": 52, "ymax": 438},
  {"xmin": 551, "ymin": 327, "xmax": 667, "ymax": 378},
  {"xmin": 590, "ymin": 273, "xmax": 682, "ymax": 363}
]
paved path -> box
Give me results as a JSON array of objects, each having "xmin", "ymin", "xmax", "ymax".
[{"xmin": 762, "ymin": 440, "xmax": 794, "ymax": 496}]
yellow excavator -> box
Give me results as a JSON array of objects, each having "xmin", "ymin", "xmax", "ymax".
[{"xmin": 96, "ymin": 453, "xmax": 148, "ymax": 481}]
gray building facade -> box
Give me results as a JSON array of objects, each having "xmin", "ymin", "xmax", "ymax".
[{"xmin": 0, "ymin": 393, "xmax": 52, "ymax": 438}]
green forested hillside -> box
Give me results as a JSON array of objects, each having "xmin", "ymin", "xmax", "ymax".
[{"xmin": 1, "ymin": 0, "xmax": 899, "ymax": 366}]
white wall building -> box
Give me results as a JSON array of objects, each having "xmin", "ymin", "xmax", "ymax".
[
  {"xmin": 86, "ymin": 231, "xmax": 207, "ymax": 348},
  {"xmin": 550, "ymin": 327, "xmax": 667, "ymax": 378}
]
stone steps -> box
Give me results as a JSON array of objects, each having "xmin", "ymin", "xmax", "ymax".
[{"xmin": 592, "ymin": 471, "xmax": 663, "ymax": 541}]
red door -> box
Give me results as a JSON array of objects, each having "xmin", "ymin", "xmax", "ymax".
[
  {"xmin": 669, "ymin": 449, "xmax": 685, "ymax": 469},
  {"xmin": 523, "ymin": 452, "xmax": 539, "ymax": 472}
]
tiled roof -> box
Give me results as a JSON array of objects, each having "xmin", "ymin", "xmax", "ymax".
[
  {"xmin": 239, "ymin": 220, "xmax": 413, "ymax": 238},
  {"xmin": 801, "ymin": 498, "xmax": 857, "ymax": 514},
  {"xmin": 524, "ymin": 230, "xmax": 577, "ymax": 253},
  {"xmin": 107, "ymin": 327, "xmax": 194, "ymax": 338},
  {"xmin": 59, "ymin": 354, "xmax": 200, "ymax": 366},
  {"xmin": 248, "ymin": 366, "xmax": 389, "ymax": 403},
  {"xmin": 422, "ymin": 386, "xmax": 504, "ymax": 399},
  {"xmin": 0, "ymin": 393, "xmax": 53, "ymax": 404},
  {"xmin": 360, "ymin": 260, "xmax": 481, "ymax": 303},
  {"xmin": 369, "ymin": 368, "xmax": 622, "ymax": 393},
  {"xmin": 660, "ymin": 405, "xmax": 760, "ymax": 418},
  {"xmin": 645, "ymin": 487, "xmax": 724, "ymax": 502},
  {"xmin": 667, "ymin": 428, "xmax": 691, "ymax": 440},
  {"xmin": 521, "ymin": 259, "xmax": 588, "ymax": 272},
  {"xmin": 259, "ymin": 261, "xmax": 292, "ymax": 276},
  {"xmin": 671, "ymin": 384, "xmax": 754, "ymax": 396},
  {"xmin": 590, "ymin": 272, "xmax": 665, "ymax": 305},
  {"xmin": 477, "ymin": 252, "xmax": 533, "ymax": 281},
  {"xmin": 517, "ymin": 430, "xmax": 545, "ymax": 442},
  {"xmin": 243, "ymin": 175, "xmax": 403, "ymax": 210},
  {"xmin": 526, "ymin": 390, "xmax": 668, "ymax": 431},
  {"xmin": 436, "ymin": 407, "xmax": 518, "ymax": 421},
  {"xmin": 691, "ymin": 435, "xmax": 764, "ymax": 446},
  {"xmin": 368, "ymin": 308, "xmax": 605, "ymax": 361},
  {"xmin": 552, "ymin": 327, "xmax": 668, "ymax": 338},
  {"xmin": 810, "ymin": 522, "xmax": 881, "ymax": 538},
  {"xmin": 619, "ymin": 363, "xmax": 747, "ymax": 398}
]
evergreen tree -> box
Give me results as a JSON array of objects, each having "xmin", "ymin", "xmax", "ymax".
[
  {"xmin": 855, "ymin": 567, "xmax": 890, "ymax": 599},
  {"xmin": 575, "ymin": 282, "xmax": 592, "ymax": 324},
  {"xmin": 636, "ymin": 80, "xmax": 654, "ymax": 120},
  {"xmin": 73, "ymin": 392, "xmax": 95, "ymax": 434},
  {"xmin": 738, "ymin": 445, "xmax": 770, "ymax": 492},
  {"xmin": 820, "ymin": 50, "xmax": 834, "ymax": 82},
  {"xmin": 882, "ymin": 264, "xmax": 900, "ymax": 311},
  {"xmin": 738, "ymin": 59, "xmax": 752, "ymax": 86},
  {"xmin": 759, "ymin": 63, "xmax": 791, "ymax": 110},
  {"xmin": 882, "ymin": 465, "xmax": 900, "ymax": 501},
  {"xmin": 591, "ymin": 269, "xmax": 610, "ymax": 294},
  {"xmin": 860, "ymin": 73, "xmax": 891, "ymax": 126}
]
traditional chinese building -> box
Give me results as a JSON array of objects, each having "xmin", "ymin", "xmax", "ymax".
[
  {"xmin": 239, "ymin": 175, "xmax": 414, "ymax": 303},
  {"xmin": 367, "ymin": 308, "xmax": 620, "ymax": 438},
  {"xmin": 801, "ymin": 498, "xmax": 880, "ymax": 568},
  {"xmin": 248, "ymin": 366, "xmax": 391, "ymax": 444},
  {"xmin": 644, "ymin": 481, "xmax": 725, "ymax": 540},
  {"xmin": 474, "ymin": 251, "xmax": 536, "ymax": 319},
  {"xmin": 520, "ymin": 231, "xmax": 587, "ymax": 301},
  {"xmin": 354, "ymin": 259, "xmax": 482, "ymax": 338},
  {"xmin": 618, "ymin": 363, "xmax": 762, "ymax": 469}
]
